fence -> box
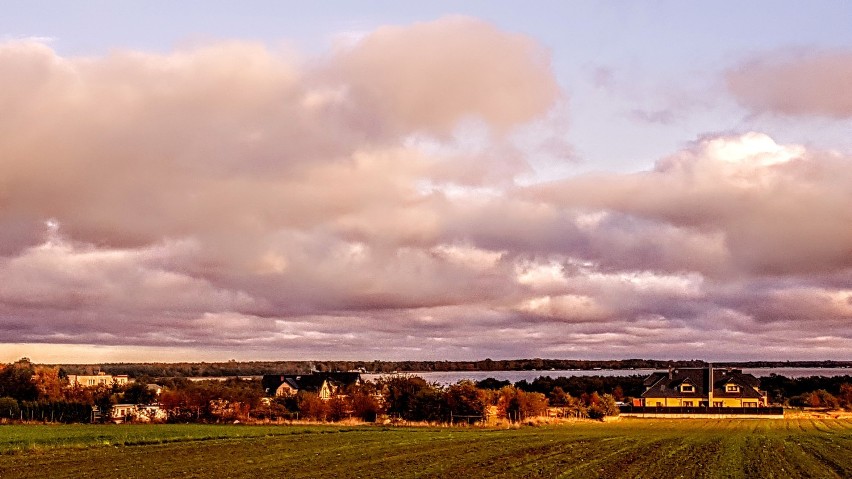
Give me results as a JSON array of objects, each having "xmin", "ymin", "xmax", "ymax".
[{"xmin": 620, "ymin": 405, "xmax": 784, "ymax": 416}]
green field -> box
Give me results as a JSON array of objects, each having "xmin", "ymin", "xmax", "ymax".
[{"xmin": 1, "ymin": 419, "xmax": 850, "ymax": 478}]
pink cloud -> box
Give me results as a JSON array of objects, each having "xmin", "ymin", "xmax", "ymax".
[
  {"xmin": 728, "ymin": 50, "xmax": 852, "ymax": 118},
  {"xmin": 333, "ymin": 16, "xmax": 560, "ymax": 135},
  {"xmin": 527, "ymin": 133, "xmax": 852, "ymax": 277}
]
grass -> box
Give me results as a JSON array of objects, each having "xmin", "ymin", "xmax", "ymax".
[
  {"xmin": 0, "ymin": 423, "xmax": 332, "ymax": 452},
  {"xmin": 0, "ymin": 419, "xmax": 850, "ymax": 478}
]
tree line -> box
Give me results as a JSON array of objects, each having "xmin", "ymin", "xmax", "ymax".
[
  {"xmin": 54, "ymin": 359, "xmax": 852, "ymax": 378},
  {"xmin": 0, "ymin": 358, "xmax": 621, "ymax": 424},
  {"xmin": 2, "ymin": 358, "xmax": 850, "ymax": 425},
  {"xmin": 52, "ymin": 359, "xmax": 712, "ymax": 377},
  {"xmin": 759, "ymin": 374, "xmax": 852, "ymax": 409}
]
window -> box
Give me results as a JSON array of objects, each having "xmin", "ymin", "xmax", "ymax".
[
  {"xmin": 683, "ymin": 401, "xmax": 693, "ymax": 407},
  {"xmin": 713, "ymin": 401, "xmax": 723, "ymax": 407},
  {"xmin": 726, "ymin": 384, "xmax": 739, "ymax": 393},
  {"xmin": 655, "ymin": 402, "xmax": 662, "ymax": 407},
  {"xmin": 681, "ymin": 384, "xmax": 694, "ymax": 392}
]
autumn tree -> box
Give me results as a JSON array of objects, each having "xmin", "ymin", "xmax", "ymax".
[
  {"xmin": 32, "ymin": 366, "xmax": 63, "ymax": 401},
  {"xmin": 92, "ymin": 386, "xmax": 116, "ymax": 423},
  {"xmin": 409, "ymin": 387, "xmax": 448, "ymax": 423},
  {"xmin": 548, "ymin": 387, "xmax": 570, "ymax": 407},
  {"xmin": 297, "ymin": 392, "xmax": 328, "ymax": 421},
  {"xmin": 379, "ymin": 376, "xmax": 436, "ymax": 421},
  {"xmin": 446, "ymin": 381, "xmax": 486, "ymax": 423},
  {"xmin": 497, "ymin": 386, "xmax": 548, "ymax": 422},
  {"xmin": 121, "ymin": 382, "xmax": 157, "ymax": 405},
  {"xmin": 348, "ymin": 385, "xmax": 381, "ymax": 422},
  {"xmin": 0, "ymin": 359, "xmax": 38, "ymax": 401},
  {"xmin": 157, "ymin": 388, "xmax": 189, "ymax": 421},
  {"xmin": 327, "ymin": 396, "xmax": 349, "ymax": 422},
  {"xmin": 588, "ymin": 393, "xmax": 619, "ymax": 419},
  {"xmin": 0, "ymin": 397, "xmax": 19, "ymax": 419},
  {"xmin": 839, "ymin": 384, "xmax": 852, "ymax": 411}
]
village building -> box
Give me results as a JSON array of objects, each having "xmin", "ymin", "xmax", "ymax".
[
  {"xmin": 108, "ymin": 404, "xmax": 166, "ymax": 423},
  {"xmin": 640, "ymin": 367, "xmax": 768, "ymax": 408},
  {"xmin": 67, "ymin": 371, "xmax": 130, "ymax": 387},
  {"xmin": 261, "ymin": 372, "xmax": 362, "ymax": 399}
]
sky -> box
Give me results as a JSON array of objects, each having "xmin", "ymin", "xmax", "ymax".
[{"xmin": 1, "ymin": 1, "xmax": 851, "ymax": 363}]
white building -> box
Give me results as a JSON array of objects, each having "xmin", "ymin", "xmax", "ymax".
[{"xmin": 67, "ymin": 371, "xmax": 130, "ymax": 387}]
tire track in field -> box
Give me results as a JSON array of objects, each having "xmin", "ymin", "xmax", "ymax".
[
  {"xmin": 432, "ymin": 436, "xmax": 599, "ymax": 478},
  {"xmin": 591, "ymin": 437, "xmax": 699, "ymax": 479},
  {"xmin": 545, "ymin": 436, "xmax": 674, "ymax": 479},
  {"xmin": 794, "ymin": 435, "xmax": 852, "ymax": 478}
]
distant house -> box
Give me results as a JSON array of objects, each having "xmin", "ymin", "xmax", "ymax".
[
  {"xmin": 67, "ymin": 372, "xmax": 130, "ymax": 387},
  {"xmin": 641, "ymin": 367, "xmax": 767, "ymax": 407},
  {"xmin": 262, "ymin": 372, "xmax": 362, "ymax": 399},
  {"xmin": 109, "ymin": 404, "xmax": 166, "ymax": 423}
]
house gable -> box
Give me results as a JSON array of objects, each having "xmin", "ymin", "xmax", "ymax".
[{"xmin": 262, "ymin": 372, "xmax": 363, "ymax": 399}]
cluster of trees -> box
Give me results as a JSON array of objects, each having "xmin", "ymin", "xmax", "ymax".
[
  {"xmin": 246, "ymin": 378, "xmax": 490, "ymax": 424},
  {"xmin": 759, "ymin": 374, "xmax": 852, "ymax": 408},
  {"xmin": 508, "ymin": 375, "xmax": 645, "ymax": 399},
  {"xmin": 0, "ymin": 358, "xmax": 176, "ymax": 423},
  {"xmin": 156, "ymin": 378, "xmax": 263, "ymax": 422},
  {"xmin": 787, "ymin": 385, "xmax": 852, "ymax": 410},
  {"xmin": 266, "ymin": 377, "xmax": 619, "ymax": 424},
  {"xmin": 0, "ymin": 358, "xmax": 107, "ymax": 422}
]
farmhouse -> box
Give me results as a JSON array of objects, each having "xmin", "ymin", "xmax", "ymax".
[
  {"xmin": 641, "ymin": 366, "xmax": 768, "ymax": 407},
  {"xmin": 67, "ymin": 371, "xmax": 130, "ymax": 387},
  {"xmin": 262, "ymin": 372, "xmax": 362, "ymax": 399}
]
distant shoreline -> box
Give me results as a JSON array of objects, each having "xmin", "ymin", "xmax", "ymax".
[{"xmin": 49, "ymin": 359, "xmax": 852, "ymax": 378}]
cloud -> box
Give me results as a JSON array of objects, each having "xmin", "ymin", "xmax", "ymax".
[
  {"xmin": 527, "ymin": 132, "xmax": 852, "ymax": 278},
  {"xmin": 332, "ymin": 16, "xmax": 560, "ymax": 135},
  {"xmin": 728, "ymin": 50, "xmax": 852, "ymax": 118},
  {"xmin": 629, "ymin": 108, "xmax": 676, "ymax": 125},
  {"xmin": 1, "ymin": 19, "xmax": 851, "ymax": 361}
]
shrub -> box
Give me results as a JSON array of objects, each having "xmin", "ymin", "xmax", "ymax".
[
  {"xmin": 327, "ymin": 396, "xmax": 349, "ymax": 422},
  {"xmin": 497, "ymin": 386, "xmax": 548, "ymax": 422},
  {"xmin": 587, "ymin": 404, "xmax": 605, "ymax": 420},
  {"xmin": 297, "ymin": 392, "xmax": 328, "ymax": 421},
  {"xmin": 350, "ymin": 390, "xmax": 380, "ymax": 422}
]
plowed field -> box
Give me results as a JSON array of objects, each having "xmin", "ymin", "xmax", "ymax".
[{"xmin": 1, "ymin": 419, "xmax": 850, "ymax": 478}]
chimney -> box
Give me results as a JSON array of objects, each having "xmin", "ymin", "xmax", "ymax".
[
  {"xmin": 667, "ymin": 366, "xmax": 673, "ymax": 380},
  {"xmin": 707, "ymin": 363, "xmax": 713, "ymax": 407}
]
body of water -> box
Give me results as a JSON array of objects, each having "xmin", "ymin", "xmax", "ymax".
[{"xmin": 362, "ymin": 367, "xmax": 852, "ymax": 386}]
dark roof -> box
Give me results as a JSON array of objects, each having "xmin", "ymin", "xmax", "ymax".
[
  {"xmin": 262, "ymin": 372, "xmax": 362, "ymax": 395},
  {"xmin": 641, "ymin": 368, "xmax": 764, "ymax": 399}
]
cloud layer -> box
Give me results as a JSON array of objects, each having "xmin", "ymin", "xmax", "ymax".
[{"xmin": 1, "ymin": 18, "xmax": 850, "ymax": 361}]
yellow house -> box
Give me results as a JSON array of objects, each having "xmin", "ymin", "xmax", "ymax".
[{"xmin": 641, "ymin": 367, "xmax": 767, "ymax": 408}]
